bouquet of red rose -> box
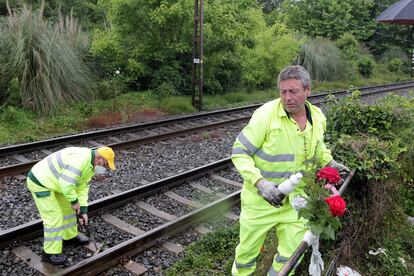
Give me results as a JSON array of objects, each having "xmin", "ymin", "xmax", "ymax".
[{"xmin": 296, "ymin": 167, "xmax": 347, "ymax": 240}]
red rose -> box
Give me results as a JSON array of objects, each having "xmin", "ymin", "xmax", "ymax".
[
  {"xmin": 316, "ymin": 167, "xmax": 341, "ymax": 184},
  {"xmin": 325, "ymin": 195, "xmax": 347, "ymax": 217}
]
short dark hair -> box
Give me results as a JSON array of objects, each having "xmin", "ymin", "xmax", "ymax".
[{"xmin": 277, "ymin": 65, "xmax": 311, "ymax": 88}]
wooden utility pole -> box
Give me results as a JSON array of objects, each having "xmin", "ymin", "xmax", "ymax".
[
  {"xmin": 412, "ymin": 49, "xmax": 414, "ymax": 78},
  {"xmin": 191, "ymin": 0, "xmax": 204, "ymax": 111}
]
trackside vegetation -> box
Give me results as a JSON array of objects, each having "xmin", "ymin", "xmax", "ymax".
[{"xmin": 165, "ymin": 93, "xmax": 414, "ymax": 275}]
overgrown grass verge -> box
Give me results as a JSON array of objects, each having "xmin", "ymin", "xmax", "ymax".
[{"xmin": 0, "ymin": 91, "xmax": 161, "ymax": 145}]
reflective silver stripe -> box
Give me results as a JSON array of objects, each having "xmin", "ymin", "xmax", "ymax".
[
  {"xmin": 44, "ymin": 221, "xmax": 76, "ymax": 233},
  {"xmin": 235, "ymin": 257, "xmax": 257, "ymax": 269},
  {"xmin": 62, "ymin": 222, "xmax": 77, "ymax": 230},
  {"xmin": 47, "ymin": 155, "xmax": 60, "ymax": 179},
  {"xmin": 58, "ymin": 151, "xmax": 82, "ymax": 177},
  {"xmin": 56, "ymin": 151, "xmax": 65, "ymax": 168},
  {"xmin": 275, "ymin": 254, "xmax": 288, "ymax": 263},
  {"xmin": 44, "ymin": 236, "xmax": 63, "ymax": 242},
  {"xmin": 63, "ymin": 214, "xmax": 76, "ymax": 220},
  {"xmin": 261, "ymin": 170, "xmax": 293, "ymax": 179},
  {"xmin": 61, "ymin": 173, "xmax": 77, "ymax": 185},
  {"xmin": 63, "ymin": 164, "xmax": 82, "ymax": 177},
  {"xmin": 268, "ymin": 265, "xmax": 278, "ymax": 276},
  {"xmin": 44, "ymin": 226, "xmax": 63, "ymax": 233},
  {"xmin": 237, "ymin": 132, "xmax": 258, "ymax": 155},
  {"xmin": 237, "ymin": 133, "xmax": 295, "ymax": 163},
  {"xmin": 256, "ymin": 151, "xmax": 294, "ymax": 162},
  {"xmin": 272, "ymin": 255, "xmax": 300, "ymax": 272},
  {"xmin": 232, "ymin": 147, "xmax": 252, "ymax": 156}
]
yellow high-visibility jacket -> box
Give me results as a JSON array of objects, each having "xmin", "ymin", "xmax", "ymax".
[
  {"xmin": 232, "ymin": 99, "xmax": 333, "ymax": 203},
  {"xmin": 29, "ymin": 147, "xmax": 94, "ymax": 213}
]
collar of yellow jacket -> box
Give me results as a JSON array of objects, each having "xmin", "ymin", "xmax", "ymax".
[
  {"xmin": 275, "ymin": 98, "xmax": 312, "ymax": 117},
  {"xmin": 275, "ymin": 99, "xmax": 313, "ymax": 125}
]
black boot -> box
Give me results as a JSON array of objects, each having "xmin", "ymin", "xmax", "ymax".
[
  {"xmin": 42, "ymin": 251, "xmax": 66, "ymax": 265},
  {"xmin": 63, "ymin": 234, "xmax": 89, "ymax": 245}
]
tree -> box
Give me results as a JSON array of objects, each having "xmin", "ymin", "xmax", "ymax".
[
  {"xmin": 284, "ymin": 0, "xmax": 376, "ymax": 41},
  {"xmin": 92, "ymin": 0, "xmax": 272, "ymax": 94},
  {"xmin": 0, "ymin": 0, "xmax": 106, "ymax": 30},
  {"xmin": 256, "ymin": 0, "xmax": 285, "ymax": 13},
  {"xmin": 283, "ymin": 0, "xmax": 414, "ymax": 56}
]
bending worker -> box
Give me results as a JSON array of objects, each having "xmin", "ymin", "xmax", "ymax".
[
  {"xmin": 231, "ymin": 65, "xmax": 349, "ymax": 275},
  {"xmin": 27, "ymin": 146, "xmax": 116, "ymax": 265}
]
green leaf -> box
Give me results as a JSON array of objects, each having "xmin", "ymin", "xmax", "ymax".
[
  {"xmin": 323, "ymin": 226, "xmax": 336, "ymax": 240},
  {"xmin": 310, "ymin": 224, "xmax": 324, "ymax": 236}
]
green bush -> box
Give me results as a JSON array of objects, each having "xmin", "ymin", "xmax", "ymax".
[
  {"xmin": 357, "ymin": 56, "xmax": 375, "ymax": 78},
  {"xmin": 387, "ymin": 58, "xmax": 404, "ymax": 72},
  {"xmin": 326, "ymin": 95, "xmax": 401, "ymax": 140},
  {"xmin": 335, "ymin": 32, "xmax": 360, "ymax": 61},
  {"xmin": 155, "ymin": 82, "xmax": 180, "ymax": 100},
  {"xmin": 330, "ymin": 134, "xmax": 404, "ymax": 181},
  {"xmin": 239, "ymin": 28, "xmax": 301, "ymax": 90}
]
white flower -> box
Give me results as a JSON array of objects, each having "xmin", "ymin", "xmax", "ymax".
[
  {"xmin": 291, "ymin": 196, "xmax": 308, "ymax": 211},
  {"xmin": 399, "ymin": 257, "xmax": 407, "ymax": 268},
  {"xmin": 115, "ymin": 70, "xmax": 120, "ymax": 75}
]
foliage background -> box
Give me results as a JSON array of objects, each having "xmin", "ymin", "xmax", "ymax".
[{"xmin": 0, "ymin": 0, "xmax": 412, "ymax": 114}]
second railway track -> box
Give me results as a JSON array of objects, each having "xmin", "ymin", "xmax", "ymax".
[{"xmin": 0, "ymin": 80, "xmax": 413, "ymax": 178}]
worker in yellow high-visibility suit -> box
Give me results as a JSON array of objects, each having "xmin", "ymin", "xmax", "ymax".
[
  {"xmin": 231, "ymin": 65, "xmax": 349, "ymax": 275},
  {"xmin": 27, "ymin": 146, "xmax": 116, "ymax": 265}
]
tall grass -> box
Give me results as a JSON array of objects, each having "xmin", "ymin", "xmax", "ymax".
[
  {"xmin": 0, "ymin": 0, "xmax": 93, "ymax": 114},
  {"xmin": 296, "ymin": 37, "xmax": 344, "ymax": 81}
]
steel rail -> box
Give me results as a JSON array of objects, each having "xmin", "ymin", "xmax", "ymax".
[
  {"xmin": 0, "ymin": 116, "xmax": 247, "ymax": 177},
  {"xmin": 0, "ymin": 104, "xmax": 259, "ymax": 156},
  {"xmin": 1, "ymin": 81, "xmax": 413, "ymax": 178},
  {"xmin": 58, "ymin": 191, "xmax": 240, "ymax": 276},
  {"xmin": 0, "ymin": 81, "xmax": 412, "ymax": 158},
  {"xmin": 0, "ymin": 158, "xmax": 232, "ymax": 248},
  {"xmin": 278, "ymin": 170, "xmax": 356, "ymax": 276}
]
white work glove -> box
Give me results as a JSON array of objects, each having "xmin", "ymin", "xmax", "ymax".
[{"xmin": 256, "ymin": 179, "xmax": 286, "ymax": 207}]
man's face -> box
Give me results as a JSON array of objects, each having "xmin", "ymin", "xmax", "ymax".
[{"xmin": 279, "ymin": 79, "xmax": 310, "ymax": 115}]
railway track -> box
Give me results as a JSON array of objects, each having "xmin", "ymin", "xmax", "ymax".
[
  {"xmin": 3, "ymin": 159, "xmax": 241, "ymax": 275},
  {"xmin": 0, "ymin": 80, "xmax": 413, "ymax": 178},
  {"xmin": 0, "ymin": 80, "xmax": 413, "ymax": 275}
]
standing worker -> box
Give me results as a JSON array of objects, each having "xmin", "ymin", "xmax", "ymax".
[
  {"xmin": 26, "ymin": 146, "xmax": 116, "ymax": 265},
  {"xmin": 231, "ymin": 65, "xmax": 349, "ymax": 275}
]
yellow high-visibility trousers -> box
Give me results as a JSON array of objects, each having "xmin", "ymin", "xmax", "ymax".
[
  {"xmin": 232, "ymin": 190, "xmax": 307, "ymax": 276},
  {"xmin": 27, "ymin": 179, "xmax": 78, "ymax": 254}
]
